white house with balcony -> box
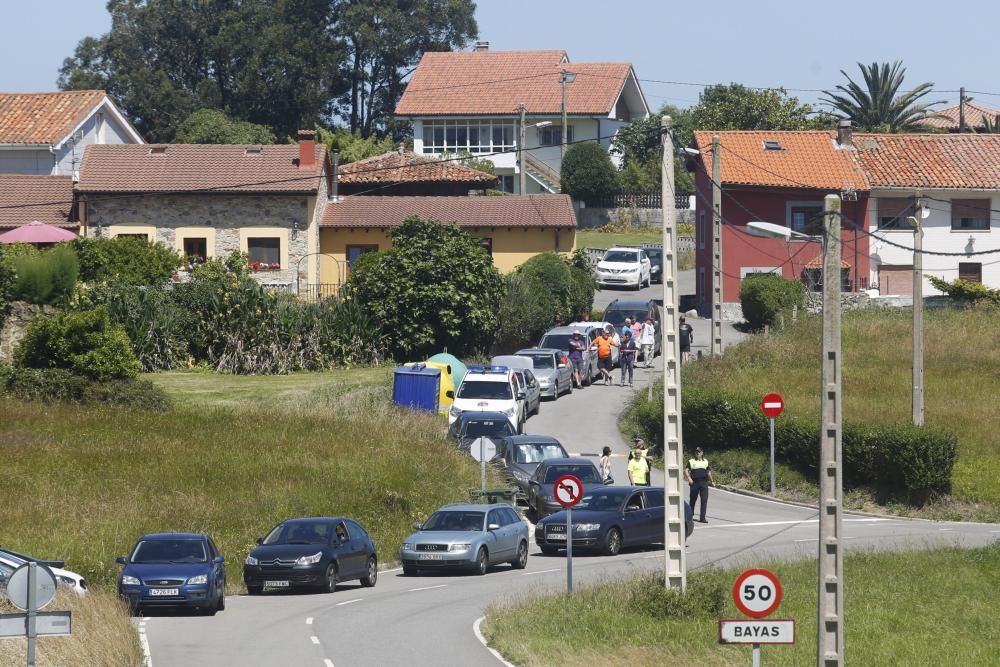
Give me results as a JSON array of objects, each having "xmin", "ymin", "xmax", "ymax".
[
  {"xmin": 853, "ymin": 133, "xmax": 1000, "ymax": 295},
  {"xmin": 395, "ymin": 45, "xmax": 649, "ymax": 194}
]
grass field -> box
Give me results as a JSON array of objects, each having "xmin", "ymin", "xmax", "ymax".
[
  {"xmin": 483, "ymin": 542, "xmax": 1000, "ymax": 666},
  {"xmin": 577, "ymin": 229, "xmax": 663, "ymax": 249},
  {"xmin": 682, "ymin": 307, "xmax": 1000, "ymax": 520}
]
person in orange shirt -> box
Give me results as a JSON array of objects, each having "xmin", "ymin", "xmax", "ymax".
[{"xmin": 594, "ymin": 327, "xmax": 618, "ymax": 385}]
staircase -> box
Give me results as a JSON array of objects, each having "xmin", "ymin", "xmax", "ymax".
[{"xmin": 524, "ymin": 154, "xmax": 561, "ymax": 193}]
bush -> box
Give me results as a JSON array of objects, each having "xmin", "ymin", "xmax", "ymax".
[
  {"xmin": 73, "ymin": 236, "xmax": 182, "ymax": 286},
  {"xmin": 739, "ymin": 273, "xmax": 805, "ymax": 330},
  {"xmin": 15, "ymin": 307, "xmax": 141, "ymax": 381},
  {"xmin": 492, "ymin": 273, "xmax": 552, "ymax": 353},
  {"xmin": 627, "ymin": 569, "xmax": 728, "ymax": 619},
  {"xmin": 516, "ymin": 252, "xmax": 594, "ymax": 325},
  {"xmin": 0, "ymin": 249, "xmax": 14, "ymax": 326},
  {"xmin": 927, "ymin": 275, "xmax": 1000, "ymax": 305},
  {"xmin": 2, "ymin": 367, "xmax": 169, "ymax": 410},
  {"xmin": 624, "ymin": 385, "xmax": 958, "ymax": 504},
  {"xmin": 9, "ymin": 246, "xmax": 79, "ymax": 305},
  {"xmin": 561, "ymin": 142, "xmax": 619, "ymax": 202}
]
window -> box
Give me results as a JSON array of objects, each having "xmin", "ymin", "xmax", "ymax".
[
  {"xmin": 763, "ymin": 140, "xmax": 782, "ymax": 151},
  {"xmin": 951, "ymin": 200, "xmax": 991, "ymax": 231},
  {"xmin": 248, "ymin": 237, "xmax": 280, "ymax": 269},
  {"xmin": 497, "ymin": 174, "xmax": 514, "ymax": 193},
  {"xmin": 698, "ymin": 210, "xmax": 706, "ymax": 249},
  {"xmin": 477, "ymin": 237, "xmax": 493, "ymax": 256},
  {"xmin": 787, "ymin": 202, "xmax": 824, "ymax": 236},
  {"xmin": 115, "ymin": 233, "xmax": 149, "ymax": 241},
  {"xmin": 958, "ymin": 262, "xmax": 982, "ymax": 283},
  {"xmin": 422, "ymin": 119, "xmax": 515, "ymax": 154},
  {"xmin": 539, "ymin": 125, "xmax": 573, "ymax": 146},
  {"xmin": 182, "ymin": 237, "xmax": 208, "ymax": 261},
  {"xmin": 876, "ymin": 198, "xmax": 913, "ymax": 230},
  {"xmin": 347, "ymin": 244, "xmax": 378, "ymax": 270}
]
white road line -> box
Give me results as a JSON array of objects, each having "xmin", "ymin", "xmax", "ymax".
[
  {"xmin": 939, "ymin": 529, "xmax": 954, "ymax": 532},
  {"xmin": 306, "ymin": 617, "xmax": 314, "ymax": 625},
  {"xmin": 991, "ymin": 530, "xmax": 1000, "ymax": 533},
  {"xmin": 699, "ymin": 518, "xmax": 890, "ymax": 530},
  {"xmin": 408, "ymin": 584, "xmax": 448, "ymax": 592},
  {"xmin": 324, "ymin": 660, "xmax": 335, "ymax": 667},
  {"xmin": 310, "ymin": 636, "xmax": 321, "ymax": 645},
  {"xmin": 382, "ymin": 567, "xmax": 403, "ymax": 573},
  {"xmin": 473, "ymin": 616, "xmax": 516, "ymax": 667},
  {"xmin": 335, "ymin": 598, "xmax": 363, "ymax": 606},
  {"xmin": 138, "ymin": 618, "xmax": 152, "ymax": 667},
  {"xmin": 794, "ymin": 537, "xmax": 860, "ymax": 543},
  {"xmin": 520, "ymin": 568, "xmax": 560, "ymax": 576}
]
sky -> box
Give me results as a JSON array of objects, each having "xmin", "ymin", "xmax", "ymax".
[{"xmin": 2, "ymin": 0, "xmax": 998, "ymax": 112}]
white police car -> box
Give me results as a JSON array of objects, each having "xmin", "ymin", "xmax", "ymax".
[{"xmin": 448, "ymin": 366, "xmax": 524, "ymax": 433}]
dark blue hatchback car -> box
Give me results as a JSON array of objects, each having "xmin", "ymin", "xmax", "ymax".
[{"xmin": 117, "ymin": 533, "xmax": 226, "ymax": 615}]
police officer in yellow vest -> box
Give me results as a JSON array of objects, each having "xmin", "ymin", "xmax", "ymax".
[{"xmin": 686, "ymin": 447, "xmax": 713, "ymax": 523}]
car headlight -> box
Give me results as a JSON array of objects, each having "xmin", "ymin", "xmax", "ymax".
[
  {"xmin": 448, "ymin": 544, "xmax": 472, "ymax": 552},
  {"xmin": 121, "ymin": 575, "xmax": 141, "ymax": 586},
  {"xmin": 244, "ymin": 555, "xmax": 258, "ymax": 566},
  {"xmin": 402, "ymin": 543, "xmax": 415, "ymax": 551},
  {"xmin": 449, "ymin": 406, "xmax": 461, "ymax": 417},
  {"xmin": 576, "ymin": 523, "xmax": 602, "ymax": 532},
  {"xmin": 295, "ymin": 552, "xmax": 323, "ymax": 566},
  {"xmin": 187, "ymin": 574, "xmax": 208, "ymax": 585},
  {"xmin": 509, "ymin": 468, "xmax": 530, "ymax": 482},
  {"xmin": 57, "ymin": 575, "xmax": 76, "ymax": 587},
  {"xmin": 503, "ymin": 407, "xmax": 516, "ymax": 417}
]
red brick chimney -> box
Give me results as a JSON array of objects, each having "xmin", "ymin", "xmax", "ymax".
[{"xmin": 297, "ymin": 129, "xmax": 316, "ymax": 168}]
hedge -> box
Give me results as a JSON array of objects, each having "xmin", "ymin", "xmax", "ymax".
[
  {"xmin": 625, "ymin": 386, "xmax": 957, "ymax": 504},
  {"xmin": 739, "ymin": 273, "xmax": 805, "ymax": 331},
  {"xmin": 1, "ymin": 366, "xmax": 170, "ymax": 411}
]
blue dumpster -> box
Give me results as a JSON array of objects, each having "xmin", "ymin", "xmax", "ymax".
[{"xmin": 393, "ymin": 364, "xmax": 441, "ymax": 413}]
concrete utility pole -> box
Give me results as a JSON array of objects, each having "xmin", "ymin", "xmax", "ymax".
[
  {"xmin": 518, "ymin": 103, "xmax": 527, "ymax": 195},
  {"xmin": 959, "ymin": 87, "xmax": 967, "ymax": 133},
  {"xmin": 560, "ymin": 70, "xmax": 576, "ymax": 166},
  {"xmin": 818, "ymin": 194, "xmax": 844, "ymax": 666},
  {"xmin": 661, "ymin": 115, "xmax": 686, "ymax": 592},
  {"xmin": 711, "ymin": 135, "xmax": 723, "ymax": 356},
  {"xmin": 911, "ymin": 211, "xmax": 924, "ymax": 426}
]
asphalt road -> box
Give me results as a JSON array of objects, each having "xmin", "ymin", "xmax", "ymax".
[{"xmin": 142, "ymin": 335, "xmax": 999, "ymax": 667}]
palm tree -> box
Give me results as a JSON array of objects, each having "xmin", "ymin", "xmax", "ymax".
[
  {"xmin": 980, "ymin": 114, "xmax": 1000, "ymax": 134},
  {"xmin": 821, "ymin": 61, "xmax": 946, "ymax": 132}
]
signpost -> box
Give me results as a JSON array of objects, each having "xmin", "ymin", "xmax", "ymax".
[
  {"xmin": 470, "ymin": 436, "xmax": 497, "ymax": 492},
  {"xmin": 721, "ymin": 568, "xmax": 792, "ymax": 666},
  {"xmin": 553, "ymin": 474, "xmax": 583, "ymax": 594},
  {"xmin": 1, "ymin": 562, "xmax": 70, "ymax": 667},
  {"xmin": 760, "ymin": 393, "xmax": 784, "ymax": 493}
]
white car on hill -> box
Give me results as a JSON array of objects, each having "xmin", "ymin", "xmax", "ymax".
[
  {"xmin": 448, "ymin": 365, "xmax": 524, "ymax": 433},
  {"xmin": 595, "ymin": 247, "xmax": 651, "ymax": 289}
]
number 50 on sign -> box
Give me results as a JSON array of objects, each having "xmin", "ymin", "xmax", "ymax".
[{"xmin": 732, "ymin": 568, "xmax": 783, "ymax": 618}]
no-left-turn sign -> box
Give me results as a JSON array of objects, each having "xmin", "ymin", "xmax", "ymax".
[{"xmin": 553, "ymin": 474, "xmax": 583, "ymax": 508}]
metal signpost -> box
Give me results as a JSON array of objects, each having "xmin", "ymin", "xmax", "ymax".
[
  {"xmin": 720, "ymin": 568, "xmax": 793, "ymax": 666},
  {"xmin": 1, "ymin": 562, "xmax": 71, "ymax": 667},
  {"xmin": 470, "ymin": 436, "xmax": 497, "ymax": 492},
  {"xmin": 760, "ymin": 394, "xmax": 785, "ymax": 494},
  {"xmin": 552, "ymin": 474, "xmax": 583, "ymax": 594}
]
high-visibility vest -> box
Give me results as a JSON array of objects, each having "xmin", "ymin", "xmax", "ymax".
[{"xmin": 689, "ymin": 458, "xmax": 709, "ymax": 481}]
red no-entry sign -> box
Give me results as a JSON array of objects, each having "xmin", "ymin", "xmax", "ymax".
[{"xmin": 761, "ymin": 393, "xmax": 784, "ymax": 418}]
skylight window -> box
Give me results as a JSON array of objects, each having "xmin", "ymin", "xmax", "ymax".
[
  {"xmin": 763, "ymin": 140, "xmax": 782, "ymax": 151},
  {"xmin": 149, "ymin": 146, "xmax": 167, "ymax": 155}
]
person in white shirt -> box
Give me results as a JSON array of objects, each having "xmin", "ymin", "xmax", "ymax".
[{"xmin": 639, "ymin": 316, "xmax": 656, "ymax": 367}]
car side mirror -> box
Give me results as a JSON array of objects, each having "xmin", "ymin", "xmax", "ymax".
[
  {"xmin": 115, "ymin": 556, "xmax": 127, "ymax": 566},
  {"xmin": 412, "ymin": 522, "xmax": 424, "ymax": 531},
  {"xmin": 445, "ymin": 390, "xmax": 454, "ymax": 399},
  {"xmin": 255, "ymin": 537, "xmax": 263, "ymax": 545},
  {"xmin": 517, "ymin": 391, "xmax": 526, "ymax": 400},
  {"xmin": 626, "ymin": 505, "xmax": 641, "ymax": 512},
  {"xmin": 488, "ymin": 523, "xmax": 500, "ymax": 531},
  {"xmin": 214, "ymin": 555, "xmax": 224, "ymax": 564},
  {"xmin": 590, "ymin": 345, "xmax": 597, "ymax": 352}
]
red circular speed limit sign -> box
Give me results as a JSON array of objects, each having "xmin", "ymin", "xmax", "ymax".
[
  {"xmin": 553, "ymin": 474, "xmax": 583, "ymax": 508},
  {"xmin": 732, "ymin": 568, "xmax": 783, "ymax": 618},
  {"xmin": 760, "ymin": 393, "xmax": 784, "ymax": 418}
]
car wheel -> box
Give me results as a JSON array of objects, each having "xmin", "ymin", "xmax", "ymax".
[
  {"xmin": 323, "ymin": 563, "xmax": 338, "ymax": 593},
  {"xmin": 540, "ymin": 545, "xmax": 560, "ymax": 556},
  {"xmin": 473, "ymin": 547, "xmax": 489, "ymax": 576},
  {"xmin": 402, "ymin": 563, "xmax": 417, "ymax": 576},
  {"xmin": 246, "ymin": 585, "xmax": 262, "ymax": 596},
  {"xmin": 217, "ymin": 587, "xmax": 226, "ymax": 612},
  {"xmin": 603, "ymin": 528, "xmax": 623, "ymax": 556},
  {"xmin": 566, "ymin": 379, "xmax": 573, "ymax": 395},
  {"xmin": 582, "ymin": 363, "xmax": 592, "ymax": 386},
  {"xmin": 686, "ymin": 516, "xmax": 694, "ymax": 539},
  {"xmin": 361, "ymin": 556, "xmax": 378, "ymax": 587},
  {"xmin": 205, "ymin": 601, "xmax": 218, "ymax": 616},
  {"xmin": 510, "ymin": 541, "xmax": 528, "ymax": 569}
]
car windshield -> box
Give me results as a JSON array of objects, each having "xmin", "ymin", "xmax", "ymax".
[
  {"xmin": 543, "ymin": 465, "xmax": 600, "ymax": 483},
  {"xmin": 645, "ymin": 249, "xmax": 662, "ymax": 263},
  {"xmin": 603, "ymin": 250, "xmax": 638, "ymax": 263},
  {"xmin": 422, "ymin": 511, "xmax": 485, "ymax": 532},
  {"xmin": 131, "ymin": 539, "xmax": 208, "ymax": 564},
  {"xmin": 513, "ymin": 443, "xmax": 566, "ymax": 464},
  {"xmin": 577, "ymin": 492, "xmax": 626, "ymax": 512},
  {"xmin": 263, "ymin": 521, "xmax": 332, "ymax": 545},
  {"xmin": 520, "ymin": 353, "xmax": 554, "ymax": 369},
  {"xmin": 0, "ymin": 561, "xmax": 13, "ymax": 576},
  {"xmin": 539, "ymin": 334, "xmax": 571, "ymax": 351},
  {"xmin": 456, "ymin": 381, "xmax": 512, "ymax": 400},
  {"xmin": 464, "ymin": 419, "xmax": 515, "ymax": 438},
  {"xmin": 605, "ymin": 309, "xmax": 648, "ymax": 326}
]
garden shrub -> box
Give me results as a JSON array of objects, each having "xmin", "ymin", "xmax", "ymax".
[
  {"xmin": 492, "ymin": 272, "xmax": 552, "ymax": 353},
  {"xmin": 73, "ymin": 236, "xmax": 182, "ymax": 286},
  {"xmin": 9, "ymin": 246, "xmax": 79, "ymax": 305},
  {"xmin": 927, "ymin": 275, "xmax": 1000, "ymax": 305},
  {"xmin": 560, "ymin": 141, "xmax": 618, "ymax": 202},
  {"xmin": 0, "ymin": 248, "xmax": 13, "ymax": 326},
  {"xmin": 2, "ymin": 367, "xmax": 169, "ymax": 411},
  {"xmin": 516, "ymin": 251, "xmax": 594, "ymax": 325},
  {"xmin": 15, "ymin": 307, "xmax": 141, "ymax": 381},
  {"xmin": 739, "ymin": 273, "xmax": 805, "ymax": 331},
  {"xmin": 627, "ymin": 569, "xmax": 727, "ymax": 619}
]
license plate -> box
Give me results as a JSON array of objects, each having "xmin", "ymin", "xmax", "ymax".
[
  {"xmin": 547, "ymin": 533, "xmax": 567, "ymax": 541},
  {"xmin": 265, "ymin": 580, "xmax": 290, "ymax": 588},
  {"xmin": 149, "ymin": 588, "xmax": 178, "ymax": 596},
  {"xmin": 419, "ymin": 553, "xmax": 446, "ymax": 560}
]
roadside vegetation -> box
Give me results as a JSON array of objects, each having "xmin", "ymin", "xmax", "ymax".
[{"xmin": 483, "ymin": 542, "xmax": 1000, "ymax": 667}]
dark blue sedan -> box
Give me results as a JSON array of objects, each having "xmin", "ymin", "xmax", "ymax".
[
  {"xmin": 117, "ymin": 533, "xmax": 227, "ymax": 615},
  {"xmin": 535, "ymin": 487, "xmax": 694, "ymax": 556}
]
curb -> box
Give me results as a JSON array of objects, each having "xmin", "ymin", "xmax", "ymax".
[
  {"xmin": 715, "ymin": 484, "xmax": 938, "ymax": 522},
  {"xmin": 473, "ymin": 616, "xmax": 516, "ymax": 667}
]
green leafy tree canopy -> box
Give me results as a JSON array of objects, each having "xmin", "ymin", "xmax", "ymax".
[
  {"xmin": 73, "ymin": 237, "xmax": 182, "ymax": 286},
  {"xmin": 560, "ymin": 142, "xmax": 619, "ymax": 202},
  {"xmin": 821, "ymin": 61, "xmax": 946, "ymax": 132},
  {"xmin": 691, "ymin": 84, "xmax": 824, "ymax": 132},
  {"xmin": 317, "ymin": 127, "xmax": 396, "ymax": 164},
  {"xmin": 174, "ymin": 109, "xmax": 277, "ymax": 144}
]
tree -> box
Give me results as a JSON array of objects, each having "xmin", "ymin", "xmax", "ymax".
[
  {"xmin": 347, "ymin": 217, "xmax": 503, "ymax": 357},
  {"xmin": 516, "ymin": 252, "xmax": 594, "ymax": 325},
  {"xmin": 316, "ymin": 127, "xmax": 396, "ymax": 163},
  {"xmin": 73, "ymin": 237, "xmax": 182, "ymax": 286},
  {"xmin": 611, "ymin": 105, "xmax": 694, "ymax": 193},
  {"xmin": 174, "ymin": 109, "xmax": 277, "ymax": 144},
  {"xmin": 561, "ymin": 142, "xmax": 618, "ymax": 202},
  {"xmin": 58, "ymin": 1, "xmax": 345, "ymax": 142},
  {"xmin": 335, "ymin": 0, "xmax": 478, "ymax": 137},
  {"xmin": 821, "ymin": 61, "xmax": 946, "ymax": 132},
  {"xmin": 691, "ymin": 84, "xmax": 823, "ymax": 132},
  {"xmin": 979, "ymin": 114, "xmax": 1000, "ymax": 134}
]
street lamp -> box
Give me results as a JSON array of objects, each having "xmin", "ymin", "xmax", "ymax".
[
  {"xmin": 517, "ymin": 104, "xmax": 552, "ymax": 194},
  {"xmin": 908, "ymin": 201, "xmax": 929, "ymax": 426},
  {"xmin": 559, "ymin": 70, "xmax": 576, "ymax": 165},
  {"xmin": 749, "ymin": 195, "xmax": 846, "ymax": 667}
]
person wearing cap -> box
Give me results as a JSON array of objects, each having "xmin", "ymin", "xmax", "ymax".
[
  {"xmin": 568, "ymin": 330, "xmax": 587, "ymax": 388},
  {"xmin": 639, "ymin": 316, "xmax": 656, "ymax": 368},
  {"xmin": 679, "ymin": 314, "xmax": 694, "ymax": 363},
  {"xmin": 685, "ymin": 447, "xmax": 713, "ymax": 523},
  {"xmin": 619, "ymin": 330, "xmax": 637, "ymax": 386},
  {"xmin": 627, "ymin": 438, "xmax": 650, "ymax": 486}
]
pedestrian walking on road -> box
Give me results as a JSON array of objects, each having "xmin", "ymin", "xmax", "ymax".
[
  {"xmin": 619, "ymin": 331, "xmax": 637, "ymax": 386},
  {"xmin": 631, "ymin": 318, "xmax": 642, "ymax": 340},
  {"xmin": 639, "ymin": 316, "xmax": 656, "ymax": 368},
  {"xmin": 568, "ymin": 331, "xmax": 587, "ymax": 387},
  {"xmin": 599, "ymin": 446, "xmax": 614, "ymax": 484},
  {"xmin": 679, "ymin": 315, "xmax": 694, "ymax": 363},
  {"xmin": 621, "ymin": 318, "xmax": 633, "ymax": 340},
  {"xmin": 627, "ymin": 439, "xmax": 650, "ymax": 486},
  {"xmin": 686, "ymin": 447, "xmax": 713, "ymax": 522},
  {"xmin": 594, "ymin": 328, "xmax": 618, "ymax": 385}
]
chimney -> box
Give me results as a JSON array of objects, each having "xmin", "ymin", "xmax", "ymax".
[
  {"xmin": 297, "ymin": 129, "xmax": 316, "ymax": 168},
  {"xmin": 837, "ymin": 120, "xmax": 853, "ymax": 149},
  {"xmin": 474, "ymin": 41, "xmax": 489, "ymax": 52}
]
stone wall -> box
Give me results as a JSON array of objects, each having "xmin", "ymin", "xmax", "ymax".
[
  {"xmin": 804, "ymin": 291, "xmax": 872, "ymax": 314},
  {"xmin": 0, "ymin": 302, "xmax": 55, "ymax": 362}
]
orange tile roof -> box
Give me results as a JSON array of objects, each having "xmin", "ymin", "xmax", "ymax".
[
  {"xmin": 918, "ymin": 102, "xmax": 1000, "ymax": 130},
  {"xmin": 338, "ymin": 149, "xmax": 496, "ymax": 185},
  {"xmin": 0, "ymin": 175, "xmax": 76, "ymax": 229},
  {"xmin": 692, "ymin": 131, "xmax": 868, "ymax": 191},
  {"xmin": 0, "ymin": 90, "xmax": 107, "ymax": 145},
  {"xmin": 77, "ymin": 143, "xmax": 328, "ymax": 193},
  {"xmin": 395, "ymin": 51, "xmax": 633, "ymax": 116},
  {"xmin": 853, "ymin": 133, "xmax": 1000, "ymax": 190},
  {"xmin": 804, "ymin": 256, "xmax": 851, "ymax": 269},
  {"xmin": 322, "ymin": 195, "xmax": 576, "ymax": 228}
]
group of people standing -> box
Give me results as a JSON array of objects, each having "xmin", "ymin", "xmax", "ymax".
[{"xmin": 582, "ymin": 317, "xmax": 657, "ymax": 388}]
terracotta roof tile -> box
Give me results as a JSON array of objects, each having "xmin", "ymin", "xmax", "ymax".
[
  {"xmin": 322, "ymin": 195, "xmax": 576, "ymax": 228},
  {"xmin": 853, "ymin": 133, "xmax": 1000, "ymax": 190},
  {"xmin": 77, "ymin": 143, "xmax": 327, "ymax": 193},
  {"xmin": 0, "ymin": 90, "xmax": 108, "ymax": 145},
  {"xmin": 804, "ymin": 256, "xmax": 850, "ymax": 269},
  {"xmin": 693, "ymin": 131, "xmax": 868, "ymax": 191},
  {"xmin": 395, "ymin": 51, "xmax": 633, "ymax": 116},
  {"xmin": 339, "ymin": 150, "xmax": 496, "ymax": 185},
  {"xmin": 918, "ymin": 102, "xmax": 1000, "ymax": 130},
  {"xmin": 0, "ymin": 175, "xmax": 76, "ymax": 230}
]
